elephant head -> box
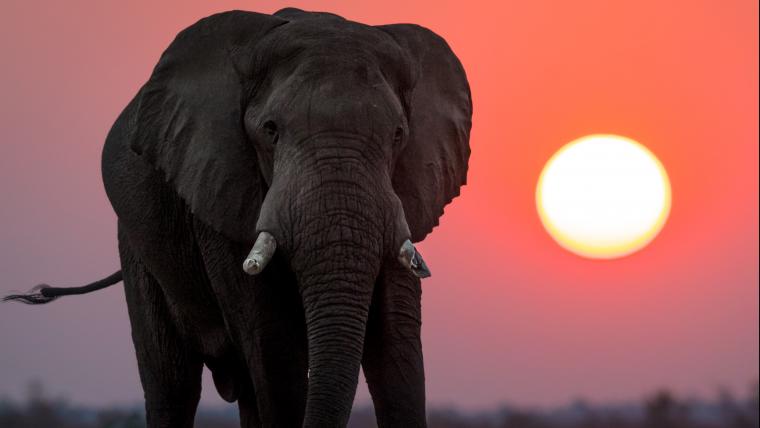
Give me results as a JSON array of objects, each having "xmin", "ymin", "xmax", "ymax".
[{"xmin": 130, "ymin": 8, "xmax": 471, "ymax": 426}]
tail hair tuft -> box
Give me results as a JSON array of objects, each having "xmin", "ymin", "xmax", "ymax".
[{"xmin": 3, "ymin": 284, "xmax": 59, "ymax": 305}]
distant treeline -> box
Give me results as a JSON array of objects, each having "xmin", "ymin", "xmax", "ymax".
[{"xmin": 1, "ymin": 381, "xmax": 757, "ymax": 428}]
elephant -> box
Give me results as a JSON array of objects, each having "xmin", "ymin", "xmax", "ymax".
[{"xmin": 4, "ymin": 7, "xmax": 471, "ymax": 428}]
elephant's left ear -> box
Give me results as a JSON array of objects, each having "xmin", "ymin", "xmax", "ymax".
[
  {"xmin": 378, "ymin": 24, "xmax": 472, "ymax": 242},
  {"xmin": 131, "ymin": 11, "xmax": 288, "ymax": 242}
]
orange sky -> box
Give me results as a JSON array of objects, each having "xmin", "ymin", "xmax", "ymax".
[{"xmin": 0, "ymin": 0, "xmax": 757, "ymax": 409}]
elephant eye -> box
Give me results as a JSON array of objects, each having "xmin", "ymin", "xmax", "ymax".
[
  {"xmin": 393, "ymin": 126, "xmax": 404, "ymax": 146},
  {"xmin": 262, "ymin": 120, "xmax": 279, "ymax": 146}
]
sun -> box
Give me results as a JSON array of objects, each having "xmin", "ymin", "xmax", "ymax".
[{"xmin": 536, "ymin": 134, "xmax": 671, "ymax": 259}]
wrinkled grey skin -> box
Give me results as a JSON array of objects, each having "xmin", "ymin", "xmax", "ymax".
[{"xmin": 100, "ymin": 7, "xmax": 471, "ymax": 428}]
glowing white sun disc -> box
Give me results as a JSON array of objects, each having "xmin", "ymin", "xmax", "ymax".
[{"xmin": 536, "ymin": 135, "xmax": 671, "ymax": 259}]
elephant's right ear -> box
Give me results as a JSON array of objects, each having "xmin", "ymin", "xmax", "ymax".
[{"xmin": 131, "ymin": 11, "xmax": 287, "ymax": 243}]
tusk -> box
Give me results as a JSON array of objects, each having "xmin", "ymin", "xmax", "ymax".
[
  {"xmin": 398, "ymin": 240, "xmax": 415, "ymax": 269},
  {"xmin": 398, "ymin": 239, "xmax": 432, "ymax": 278},
  {"xmin": 243, "ymin": 232, "xmax": 277, "ymax": 275}
]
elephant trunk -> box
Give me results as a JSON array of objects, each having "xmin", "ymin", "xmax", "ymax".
[
  {"xmin": 250, "ymin": 135, "xmax": 420, "ymax": 425},
  {"xmin": 291, "ymin": 179, "xmax": 382, "ymax": 427},
  {"xmin": 300, "ymin": 265, "xmax": 375, "ymax": 426}
]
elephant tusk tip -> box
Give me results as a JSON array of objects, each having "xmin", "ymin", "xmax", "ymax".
[
  {"xmin": 242, "ymin": 258, "xmax": 261, "ymax": 275},
  {"xmin": 398, "ymin": 239, "xmax": 431, "ymax": 279},
  {"xmin": 415, "ymin": 266, "xmax": 432, "ymax": 279},
  {"xmin": 397, "ymin": 239, "xmax": 415, "ymax": 269},
  {"xmin": 243, "ymin": 232, "xmax": 277, "ymax": 275}
]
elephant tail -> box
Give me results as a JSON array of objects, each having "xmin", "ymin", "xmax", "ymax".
[{"xmin": 3, "ymin": 271, "xmax": 123, "ymax": 305}]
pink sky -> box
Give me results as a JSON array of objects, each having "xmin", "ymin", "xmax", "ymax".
[{"xmin": 1, "ymin": 0, "xmax": 757, "ymax": 410}]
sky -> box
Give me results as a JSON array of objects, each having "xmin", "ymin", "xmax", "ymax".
[{"xmin": 0, "ymin": 0, "xmax": 757, "ymax": 411}]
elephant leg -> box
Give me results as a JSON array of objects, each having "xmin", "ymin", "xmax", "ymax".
[
  {"xmin": 193, "ymin": 219, "xmax": 308, "ymax": 427},
  {"xmin": 362, "ymin": 263, "xmax": 426, "ymax": 427},
  {"xmin": 237, "ymin": 375, "xmax": 262, "ymax": 428},
  {"xmin": 119, "ymin": 229, "xmax": 203, "ymax": 428}
]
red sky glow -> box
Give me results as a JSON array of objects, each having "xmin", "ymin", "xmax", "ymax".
[{"xmin": 0, "ymin": 0, "xmax": 757, "ymax": 410}]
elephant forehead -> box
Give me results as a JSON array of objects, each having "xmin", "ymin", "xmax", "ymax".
[
  {"xmin": 255, "ymin": 58, "xmax": 405, "ymax": 139},
  {"xmin": 262, "ymin": 18, "xmax": 408, "ymax": 82},
  {"xmin": 268, "ymin": 75, "xmax": 402, "ymax": 141}
]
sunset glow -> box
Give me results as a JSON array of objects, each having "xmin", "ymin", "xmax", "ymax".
[
  {"xmin": 0, "ymin": 0, "xmax": 757, "ymax": 410},
  {"xmin": 536, "ymin": 135, "xmax": 671, "ymax": 259}
]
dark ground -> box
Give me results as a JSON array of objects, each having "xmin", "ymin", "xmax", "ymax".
[{"xmin": 1, "ymin": 381, "xmax": 757, "ymax": 428}]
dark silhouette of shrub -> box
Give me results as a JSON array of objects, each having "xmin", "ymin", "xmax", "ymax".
[{"xmin": 2, "ymin": 380, "xmax": 759, "ymax": 428}]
